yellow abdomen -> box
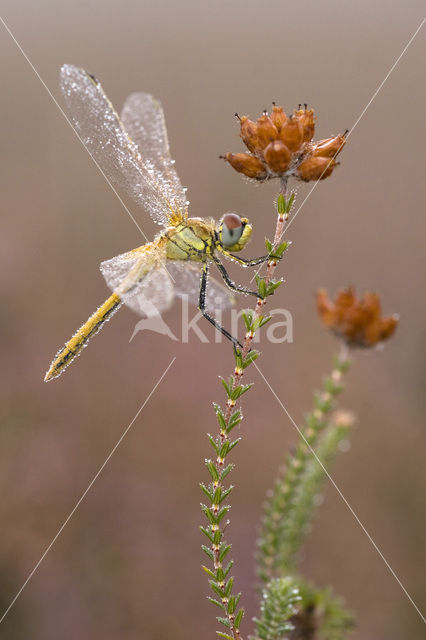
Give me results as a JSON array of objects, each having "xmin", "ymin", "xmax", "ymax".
[{"xmin": 44, "ymin": 293, "xmax": 121, "ymax": 382}]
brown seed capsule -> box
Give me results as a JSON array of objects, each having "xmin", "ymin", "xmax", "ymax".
[
  {"xmin": 270, "ymin": 105, "xmax": 287, "ymax": 132},
  {"xmin": 297, "ymin": 156, "xmax": 336, "ymax": 181},
  {"xmin": 263, "ymin": 140, "xmax": 292, "ymax": 174},
  {"xmin": 239, "ymin": 116, "xmax": 261, "ymax": 154},
  {"xmin": 294, "ymin": 108, "xmax": 316, "ymax": 142},
  {"xmin": 224, "ymin": 152, "xmax": 267, "ymax": 179},
  {"xmin": 255, "ymin": 114, "xmax": 279, "ymax": 151},
  {"xmin": 279, "ymin": 115, "xmax": 303, "ymax": 152},
  {"xmin": 316, "ymin": 288, "xmax": 398, "ymax": 348},
  {"xmin": 312, "ymin": 135, "xmax": 346, "ymax": 158}
]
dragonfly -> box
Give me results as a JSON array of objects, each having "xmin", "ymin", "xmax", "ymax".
[{"xmin": 45, "ymin": 64, "xmax": 270, "ymax": 382}]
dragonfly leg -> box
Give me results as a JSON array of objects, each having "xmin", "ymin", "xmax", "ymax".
[
  {"xmin": 199, "ymin": 263, "xmax": 243, "ymax": 349},
  {"xmin": 219, "ymin": 248, "xmax": 271, "ymax": 267},
  {"xmin": 213, "ymin": 256, "xmax": 262, "ymax": 299},
  {"xmin": 229, "ymin": 253, "xmax": 270, "ymax": 266}
]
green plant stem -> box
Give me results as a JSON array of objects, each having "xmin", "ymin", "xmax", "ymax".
[
  {"xmin": 257, "ymin": 347, "xmax": 351, "ymax": 582},
  {"xmin": 201, "ymin": 192, "xmax": 294, "ymax": 640}
]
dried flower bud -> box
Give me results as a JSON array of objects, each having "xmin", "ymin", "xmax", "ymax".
[
  {"xmin": 312, "ymin": 134, "xmax": 346, "ymax": 158},
  {"xmin": 263, "ymin": 140, "xmax": 292, "ymax": 173},
  {"xmin": 297, "ymin": 156, "xmax": 336, "ymax": 181},
  {"xmin": 255, "ymin": 114, "xmax": 279, "ymax": 151},
  {"xmin": 270, "ymin": 105, "xmax": 287, "ymax": 132},
  {"xmin": 240, "ymin": 116, "xmax": 261, "ymax": 154},
  {"xmin": 279, "ymin": 114, "xmax": 303, "ymax": 152},
  {"xmin": 224, "ymin": 102, "xmax": 345, "ymax": 184},
  {"xmin": 294, "ymin": 108, "xmax": 316, "ymax": 142},
  {"xmin": 316, "ymin": 288, "xmax": 398, "ymax": 348},
  {"xmin": 224, "ymin": 152, "xmax": 267, "ymax": 179}
]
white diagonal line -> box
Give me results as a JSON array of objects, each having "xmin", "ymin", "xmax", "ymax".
[
  {"xmin": 250, "ymin": 18, "xmax": 425, "ymax": 285},
  {"xmin": 0, "ymin": 15, "xmax": 148, "ymax": 241},
  {"xmin": 284, "ymin": 17, "xmax": 425, "ymax": 235},
  {"xmin": 0, "ymin": 15, "xmax": 178, "ymax": 283},
  {"xmin": 0, "ymin": 357, "xmax": 176, "ymax": 625},
  {"xmin": 253, "ymin": 360, "xmax": 426, "ymax": 623}
]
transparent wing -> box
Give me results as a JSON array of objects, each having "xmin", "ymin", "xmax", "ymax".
[
  {"xmin": 100, "ymin": 246, "xmax": 175, "ymax": 317},
  {"xmin": 60, "ymin": 64, "xmax": 187, "ymax": 227},
  {"xmin": 166, "ymin": 262, "xmax": 235, "ymax": 312},
  {"xmin": 121, "ymin": 92, "xmax": 187, "ymax": 210}
]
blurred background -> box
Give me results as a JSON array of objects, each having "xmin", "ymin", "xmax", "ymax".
[{"xmin": 0, "ymin": 1, "xmax": 425, "ymax": 638}]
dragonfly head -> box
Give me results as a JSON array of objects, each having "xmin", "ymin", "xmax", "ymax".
[{"xmin": 218, "ymin": 213, "xmax": 252, "ymax": 252}]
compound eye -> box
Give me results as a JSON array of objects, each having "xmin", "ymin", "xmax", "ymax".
[{"xmin": 221, "ymin": 213, "xmax": 243, "ymax": 247}]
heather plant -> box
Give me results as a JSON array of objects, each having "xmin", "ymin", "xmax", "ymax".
[{"xmin": 200, "ymin": 104, "xmax": 397, "ymax": 639}]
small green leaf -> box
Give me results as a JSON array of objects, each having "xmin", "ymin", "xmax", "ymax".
[
  {"xmin": 242, "ymin": 349, "xmax": 259, "ymax": 369},
  {"xmin": 242, "ymin": 309, "xmax": 254, "ymax": 331},
  {"xmin": 206, "ymin": 460, "xmax": 219, "ymax": 482},
  {"xmin": 220, "ymin": 464, "xmax": 234, "ymax": 481},
  {"xmin": 231, "ymin": 383, "xmax": 252, "ymax": 400},
  {"xmin": 223, "ymin": 560, "xmax": 234, "ymax": 578},
  {"xmin": 216, "ymin": 409, "xmax": 227, "ymax": 430},
  {"xmin": 208, "ymin": 434, "xmax": 220, "ymax": 455},
  {"xmin": 213, "ymin": 486, "xmax": 223, "ymax": 504},
  {"xmin": 277, "ymin": 193, "xmax": 286, "ymax": 214},
  {"xmin": 201, "ymin": 504, "xmax": 218, "ymax": 525},
  {"xmin": 227, "ymin": 595, "xmax": 236, "ymax": 614},
  {"xmin": 220, "ymin": 485, "xmax": 234, "ymax": 503},
  {"xmin": 219, "ymin": 544, "xmax": 232, "ymax": 561},
  {"xmin": 216, "ymin": 505, "xmax": 231, "ymax": 523},
  {"xmin": 209, "ymin": 581, "xmax": 225, "ymax": 598},
  {"xmin": 233, "ymin": 348, "xmax": 242, "ymax": 366},
  {"xmin": 227, "ymin": 410, "xmax": 242, "ymax": 430},
  {"xmin": 200, "ymin": 483, "xmax": 214, "ymax": 501},
  {"xmin": 228, "ymin": 438, "xmax": 241, "ymax": 453},
  {"xmin": 206, "ymin": 596, "xmax": 225, "ymax": 610},
  {"xmin": 258, "ymin": 315, "xmax": 272, "ymax": 329},
  {"xmin": 221, "ymin": 377, "xmax": 231, "ymax": 397},
  {"xmin": 234, "ymin": 608, "xmax": 244, "ymax": 629},
  {"xmin": 217, "ymin": 616, "xmax": 231, "ymax": 628},
  {"xmin": 275, "ymin": 240, "xmax": 289, "ymax": 257},
  {"xmin": 224, "ymin": 576, "xmax": 234, "ymax": 596},
  {"xmin": 286, "ymin": 192, "xmax": 295, "ymax": 211},
  {"xmin": 256, "ymin": 275, "xmax": 267, "ymax": 299},
  {"xmin": 201, "ymin": 544, "xmax": 214, "ymax": 561},
  {"xmin": 202, "ymin": 565, "xmax": 216, "ymax": 579},
  {"xmin": 200, "ymin": 526, "xmax": 214, "ymax": 542},
  {"xmin": 213, "ymin": 532, "xmax": 221, "ymax": 548},
  {"xmin": 216, "ymin": 633, "xmax": 233, "ymax": 640}
]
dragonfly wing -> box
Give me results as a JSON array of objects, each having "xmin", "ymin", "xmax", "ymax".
[
  {"xmin": 121, "ymin": 93, "xmax": 187, "ymax": 213},
  {"xmin": 100, "ymin": 247, "xmax": 175, "ymax": 317},
  {"xmin": 60, "ymin": 65, "xmax": 187, "ymax": 227},
  {"xmin": 166, "ymin": 261, "xmax": 235, "ymax": 312}
]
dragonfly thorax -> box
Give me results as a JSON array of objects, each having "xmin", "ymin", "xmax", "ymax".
[{"xmin": 165, "ymin": 218, "xmax": 217, "ymax": 262}]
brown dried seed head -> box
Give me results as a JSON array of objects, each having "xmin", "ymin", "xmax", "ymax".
[
  {"xmin": 312, "ymin": 134, "xmax": 346, "ymax": 158},
  {"xmin": 255, "ymin": 114, "xmax": 279, "ymax": 151},
  {"xmin": 263, "ymin": 140, "xmax": 292, "ymax": 173},
  {"xmin": 224, "ymin": 152, "xmax": 267, "ymax": 179},
  {"xmin": 316, "ymin": 288, "xmax": 337, "ymax": 327},
  {"xmin": 279, "ymin": 115, "xmax": 303, "ymax": 152},
  {"xmin": 294, "ymin": 108, "xmax": 316, "ymax": 142},
  {"xmin": 375, "ymin": 315, "xmax": 399, "ymax": 343},
  {"xmin": 270, "ymin": 105, "xmax": 287, "ymax": 132},
  {"xmin": 297, "ymin": 156, "xmax": 336, "ymax": 181},
  {"xmin": 316, "ymin": 288, "xmax": 398, "ymax": 348},
  {"xmin": 240, "ymin": 116, "xmax": 261, "ymax": 154}
]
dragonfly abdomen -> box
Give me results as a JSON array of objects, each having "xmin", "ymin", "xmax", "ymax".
[{"xmin": 44, "ymin": 293, "xmax": 122, "ymax": 381}]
